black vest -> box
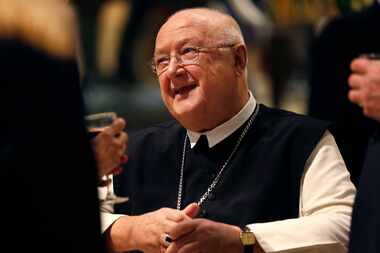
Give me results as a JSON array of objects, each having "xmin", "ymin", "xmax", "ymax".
[{"xmin": 116, "ymin": 105, "xmax": 329, "ymax": 227}]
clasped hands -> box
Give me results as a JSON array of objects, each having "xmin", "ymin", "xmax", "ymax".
[
  {"xmin": 107, "ymin": 203, "xmax": 243, "ymax": 253},
  {"xmin": 163, "ymin": 206, "xmax": 243, "ymax": 253}
]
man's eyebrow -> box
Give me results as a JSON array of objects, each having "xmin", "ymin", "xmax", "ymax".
[{"xmin": 154, "ymin": 38, "xmax": 200, "ymax": 55}]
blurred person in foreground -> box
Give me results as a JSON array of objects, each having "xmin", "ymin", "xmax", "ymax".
[
  {"xmin": 0, "ymin": 0, "xmax": 127, "ymax": 252},
  {"xmin": 0, "ymin": 0, "xmax": 105, "ymax": 252},
  {"xmin": 101, "ymin": 8, "xmax": 356, "ymax": 253},
  {"xmin": 348, "ymin": 56, "xmax": 380, "ymax": 253},
  {"xmin": 307, "ymin": 0, "xmax": 380, "ymax": 186}
]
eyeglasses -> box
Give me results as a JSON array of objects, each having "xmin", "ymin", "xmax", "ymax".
[{"xmin": 151, "ymin": 44, "xmax": 236, "ymax": 76}]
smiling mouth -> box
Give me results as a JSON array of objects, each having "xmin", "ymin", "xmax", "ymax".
[{"xmin": 174, "ymin": 84, "xmax": 197, "ymax": 96}]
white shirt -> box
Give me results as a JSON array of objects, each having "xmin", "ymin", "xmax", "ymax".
[{"xmin": 101, "ymin": 92, "xmax": 356, "ymax": 253}]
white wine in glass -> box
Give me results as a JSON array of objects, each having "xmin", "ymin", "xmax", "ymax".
[{"xmin": 85, "ymin": 112, "xmax": 129, "ymax": 205}]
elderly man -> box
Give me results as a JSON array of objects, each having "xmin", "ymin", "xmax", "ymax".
[
  {"xmin": 103, "ymin": 8, "xmax": 355, "ymax": 253},
  {"xmin": 348, "ymin": 56, "xmax": 380, "ymax": 253}
]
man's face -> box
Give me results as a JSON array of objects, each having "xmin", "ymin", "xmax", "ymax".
[{"xmin": 154, "ymin": 15, "xmax": 239, "ymax": 131}]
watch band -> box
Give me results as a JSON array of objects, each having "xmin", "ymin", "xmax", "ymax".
[
  {"xmin": 240, "ymin": 226, "xmax": 256, "ymax": 253},
  {"xmin": 244, "ymin": 244, "xmax": 254, "ymax": 253}
]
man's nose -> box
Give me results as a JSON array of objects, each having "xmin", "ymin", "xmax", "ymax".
[{"xmin": 166, "ymin": 56, "xmax": 185, "ymax": 78}]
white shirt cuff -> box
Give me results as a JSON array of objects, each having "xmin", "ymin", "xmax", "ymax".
[{"xmin": 100, "ymin": 212, "xmax": 124, "ymax": 233}]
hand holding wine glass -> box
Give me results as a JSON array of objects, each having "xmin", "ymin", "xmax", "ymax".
[{"xmin": 86, "ymin": 112, "xmax": 129, "ymax": 204}]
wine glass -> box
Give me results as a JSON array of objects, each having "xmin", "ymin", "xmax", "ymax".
[{"xmin": 85, "ymin": 112, "xmax": 129, "ymax": 205}]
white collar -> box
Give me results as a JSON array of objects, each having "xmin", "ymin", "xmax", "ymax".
[{"xmin": 187, "ymin": 91, "xmax": 256, "ymax": 148}]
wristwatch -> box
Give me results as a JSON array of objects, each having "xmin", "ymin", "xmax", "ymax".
[{"xmin": 240, "ymin": 226, "xmax": 256, "ymax": 253}]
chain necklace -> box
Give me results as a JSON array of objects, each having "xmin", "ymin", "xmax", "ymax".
[{"xmin": 176, "ymin": 104, "xmax": 260, "ymax": 210}]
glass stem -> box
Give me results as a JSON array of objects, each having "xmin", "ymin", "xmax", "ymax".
[{"xmin": 107, "ymin": 175, "xmax": 114, "ymax": 199}]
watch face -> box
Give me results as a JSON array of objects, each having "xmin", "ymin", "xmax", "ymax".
[{"xmin": 241, "ymin": 231, "xmax": 256, "ymax": 245}]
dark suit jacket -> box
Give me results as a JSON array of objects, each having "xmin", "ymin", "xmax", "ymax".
[
  {"xmin": 0, "ymin": 38, "xmax": 105, "ymax": 252},
  {"xmin": 349, "ymin": 125, "xmax": 380, "ymax": 253},
  {"xmin": 308, "ymin": 2, "xmax": 380, "ymax": 186}
]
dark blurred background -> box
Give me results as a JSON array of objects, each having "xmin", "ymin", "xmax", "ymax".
[{"xmin": 73, "ymin": 0, "xmax": 376, "ymax": 131}]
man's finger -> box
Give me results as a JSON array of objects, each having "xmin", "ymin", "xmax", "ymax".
[
  {"xmin": 174, "ymin": 241, "xmax": 200, "ymax": 253},
  {"xmin": 165, "ymin": 237, "xmax": 199, "ymax": 253},
  {"xmin": 348, "ymin": 89, "xmax": 364, "ymax": 105},
  {"xmin": 168, "ymin": 220, "xmax": 197, "ymax": 240},
  {"xmin": 351, "ymin": 58, "xmax": 371, "ymax": 74},
  {"xmin": 165, "ymin": 241, "xmax": 177, "ymax": 253},
  {"xmin": 169, "ymin": 233, "xmax": 199, "ymax": 253},
  {"xmin": 115, "ymin": 132, "xmax": 128, "ymax": 147},
  {"xmin": 120, "ymin": 154, "xmax": 128, "ymax": 164},
  {"xmin": 111, "ymin": 166, "xmax": 123, "ymax": 175},
  {"xmin": 165, "ymin": 209, "xmax": 189, "ymax": 222},
  {"xmin": 105, "ymin": 118, "xmax": 126, "ymax": 135},
  {"xmin": 182, "ymin": 203, "xmax": 199, "ymax": 218},
  {"xmin": 348, "ymin": 74, "xmax": 365, "ymax": 89}
]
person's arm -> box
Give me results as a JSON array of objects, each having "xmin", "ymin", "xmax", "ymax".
[
  {"xmin": 93, "ymin": 117, "xmax": 128, "ymax": 232},
  {"xmin": 99, "ymin": 183, "xmax": 122, "ymax": 232},
  {"xmin": 100, "ymin": 212, "xmax": 124, "ymax": 233},
  {"xmin": 249, "ymin": 130, "xmax": 356, "ymax": 252}
]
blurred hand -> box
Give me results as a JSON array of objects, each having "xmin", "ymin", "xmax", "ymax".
[
  {"xmin": 165, "ymin": 218, "xmax": 243, "ymax": 253},
  {"xmin": 106, "ymin": 203, "xmax": 198, "ymax": 253},
  {"xmin": 92, "ymin": 117, "xmax": 128, "ymax": 180},
  {"xmin": 348, "ymin": 57, "xmax": 380, "ymax": 122}
]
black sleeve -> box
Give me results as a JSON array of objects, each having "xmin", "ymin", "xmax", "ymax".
[{"xmin": 0, "ymin": 38, "xmax": 105, "ymax": 253}]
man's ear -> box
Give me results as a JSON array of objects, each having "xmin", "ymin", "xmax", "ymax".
[{"xmin": 233, "ymin": 44, "xmax": 247, "ymax": 76}]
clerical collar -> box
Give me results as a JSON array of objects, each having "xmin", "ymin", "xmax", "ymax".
[{"xmin": 187, "ymin": 91, "xmax": 256, "ymax": 149}]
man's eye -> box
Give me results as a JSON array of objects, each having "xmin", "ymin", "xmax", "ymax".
[
  {"xmin": 182, "ymin": 47, "xmax": 197, "ymax": 55},
  {"xmin": 156, "ymin": 57, "xmax": 169, "ymax": 66}
]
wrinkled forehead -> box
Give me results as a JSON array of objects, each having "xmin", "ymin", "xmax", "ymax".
[{"xmin": 155, "ymin": 14, "xmax": 215, "ymax": 53}]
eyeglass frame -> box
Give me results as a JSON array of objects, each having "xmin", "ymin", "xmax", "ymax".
[{"xmin": 151, "ymin": 44, "xmax": 238, "ymax": 76}]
